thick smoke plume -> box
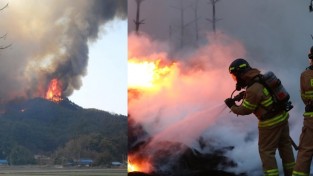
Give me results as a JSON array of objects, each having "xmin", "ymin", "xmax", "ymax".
[{"xmin": 0, "ymin": 0, "xmax": 126, "ymax": 103}]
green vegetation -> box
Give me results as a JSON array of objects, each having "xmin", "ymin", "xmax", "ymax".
[{"xmin": 0, "ymin": 98, "xmax": 127, "ymax": 166}]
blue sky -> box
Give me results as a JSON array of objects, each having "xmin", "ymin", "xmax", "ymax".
[{"xmin": 69, "ymin": 20, "xmax": 127, "ymax": 115}]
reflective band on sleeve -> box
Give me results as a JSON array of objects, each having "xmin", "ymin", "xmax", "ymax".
[
  {"xmin": 302, "ymin": 90, "xmax": 313, "ymax": 99},
  {"xmin": 261, "ymin": 97, "xmax": 273, "ymax": 107},
  {"xmin": 259, "ymin": 111, "xmax": 288, "ymax": 127},
  {"xmin": 263, "ymin": 88, "xmax": 270, "ymax": 96},
  {"xmin": 292, "ymin": 170, "xmax": 309, "ymax": 176},
  {"xmin": 303, "ymin": 112, "xmax": 313, "ymax": 117},
  {"xmin": 264, "ymin": 168, "xmax": 279, "ymax": 176},
  {"xmin": 242, "ymin": 100, "xmax": 257, "ymax": 110}
]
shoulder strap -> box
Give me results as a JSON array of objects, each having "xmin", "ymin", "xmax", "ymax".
[{"xmin": 247, "ymin": 74, "xmax": 262, "ymax": 88}]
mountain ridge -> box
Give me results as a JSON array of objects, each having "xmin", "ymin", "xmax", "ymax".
[{"xmin": 0, "ymin": 97, "xmax": 127, "ymax": 165}]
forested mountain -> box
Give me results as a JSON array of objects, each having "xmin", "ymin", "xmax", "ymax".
[{"xmin": 0, "ymin": 98, "xmax": 127, "ymax": 165}]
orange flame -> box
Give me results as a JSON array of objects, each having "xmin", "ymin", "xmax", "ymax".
[
  {"xmin": 45, "ymin": 78, "xmax": 63, "ymax": 102},
  {"xmin": 128, "ymin": 155, "xmax": 152, "ymax": 173},
  {"xmin": 128, "ymin": 59, "xmax": 177, "ymax": 91}
]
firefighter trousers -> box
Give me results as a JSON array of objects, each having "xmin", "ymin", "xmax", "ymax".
[
  {"xmin": 293, "ymin": 118, "xmax": 313, "ymax": 176},
  {"xmin": 259, "ymin": 121, "xmax": 295, "ymax": 176}
]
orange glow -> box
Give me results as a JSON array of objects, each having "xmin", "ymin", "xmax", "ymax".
[
  {"xmin": 128, "ymin": 161, "xmax": 138, "ymax": 172},
  {"xmin": 45, "ymin": 78, "xmax": 63, "ymax": 103},
  {"xmin": 128, "ymin": 155, "xmax": 152, "ymax": 173},
  {"xmin": 128, "ymin": 59, "xmax": 177, "ymax": 91}
]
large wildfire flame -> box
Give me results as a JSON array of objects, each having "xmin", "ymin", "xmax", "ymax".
[
  {"xmin": 45, "ymin": 78, "xmax": 63, "ymax": 103},
  {"xmin": 128, "ymin": 58, "xmax": 177, "ymax": 91},
  {"xmin": 128, "ymin": 58, "xmax": 177, "ymax": 173}
]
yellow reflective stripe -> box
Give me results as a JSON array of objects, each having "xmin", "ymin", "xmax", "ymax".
[
  {"xmin": 264, "ymin": 168, "xmax": 279, "ymax": 176},
  {"xmin": 302, "ymin": 93, "xmax": 313, "ymax": 99},
  {"xmin": 239, "ymin": 63, "xmax": 247, "ymax": 68},
  {"xmin": 243, "ymin": 100, "xmax": 257, "ymax": 110},
  {"xmin": 303, "ymin": 112, "xmax": 313, "ymax": 117},
  {"xmin": 259, "ymin": 111, "xmax": 288, "ymax": 127},
  {"xmin": 283, "ymin": 162, "xmax": 295, "ymax": 170},
  {"xmin": 304, "ymin": 90, "xmax": 313, "ymax": 94},
  {"xmin": 292, "ymin": 170, "xmax": 309, "ymax": 176},
  {"xmin": 261, "ymin": 97, "xmax": 273, "ymax": 107},
  {"xmin": 265, "ymin": 173, "xmax": 279, "ymax": 176},
  {"xmin": 229, "ymin": 64, "xmax": 247, "ymax": 72},
  {"xmin": 302, "ymin": 91, "xmax": 313, "ymax": 99},
  {"xmin": 263, "ymin": 88, "xmax": 270, "ymax": 96}
]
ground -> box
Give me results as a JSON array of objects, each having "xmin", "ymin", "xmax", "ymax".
[{"xmin": 0, "ymin": 166, "xmax": 126, "ymax": 176}]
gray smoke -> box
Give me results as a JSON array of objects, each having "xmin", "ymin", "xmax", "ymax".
[
  {"xmin": 0, "ymin": 0, "xmax": 126, "ymax": 102},
  {"xmin": 128, "ymin": 0, "xmax": 312, "ymax": 175}
]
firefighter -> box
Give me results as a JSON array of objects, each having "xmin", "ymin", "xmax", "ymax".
[
  {"xmin": 224, "ymin": 58, "xmax": 295, "ymax": 176},
  {"xmin": 292, "ymin": 46, "xmax": 313, "ymax": 176}
]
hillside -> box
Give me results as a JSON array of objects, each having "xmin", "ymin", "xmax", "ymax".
[{"xmin": 0, "ymin": 98, "xmax": 127, "ymax": 165}]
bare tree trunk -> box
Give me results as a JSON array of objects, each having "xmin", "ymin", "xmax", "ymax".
[
  {"xmin": 207, "ymin": 0, "xmax": 221, "ymax": 36},
  {"xmin": 172, "ymin": 0, "xmax": 195, "ymax": 49},
  {"xmin": 180, "ymin": 0, "xmax": 184, "ymax": 48},
  {"xmin": 134, "ymin": 0, "xmax": 145, "ymax": 35},
  {"xmin": 193, "ymin": 0, "xmax": 200, "ymax": 43},
  {"xmin": 0, "ymin": 3, "xmax": 10, "ymax": 49}
]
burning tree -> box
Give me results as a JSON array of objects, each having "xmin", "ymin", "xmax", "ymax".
[{"xmin": 45, "ymin": 78, "xmax": 63, "ymax": 103}]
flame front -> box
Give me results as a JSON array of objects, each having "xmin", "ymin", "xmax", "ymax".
[
  {"xmin": 128, "ymin": 155, "xmax": 152, "ymax": 173},
  {"xmin": 45, "ymin": 78, "xmax": 63, "ymax": 102},
  {"xmin": 128, "ymin": 160, "xmax": 138, "ymax": 172},
  {"xmin": 128, "ymin": 59, "xmax": 176, "ymax": 91}
]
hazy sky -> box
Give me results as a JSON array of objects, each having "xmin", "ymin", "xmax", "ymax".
[{"xmin": 70, "ymin": 20, "xmax": 127, "ymax": 115}]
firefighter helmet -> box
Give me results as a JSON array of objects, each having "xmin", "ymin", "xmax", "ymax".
[
  {"xmin": 229, "ymin": 58, "xmax": 251, "ymax": 91},
  {"xmin": 229, "ymin": 58, "xmax": 251, "ymax": 75},
  {"xmin": 309, "ymin": 46, "xmax": 313, "ymax": 59}
]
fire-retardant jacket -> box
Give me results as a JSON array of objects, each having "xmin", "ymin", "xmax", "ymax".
[
  {"xmin": 301, "ymin": 67, "xmax": 313, "ymax": 117},
  {"xmin": 230, "ymin": 68, "xmax": 288, "ymax": 127}
]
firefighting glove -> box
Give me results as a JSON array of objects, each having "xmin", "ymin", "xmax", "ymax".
[{"xmin": 224, "ymin": 98, "xmax": 235, "ymax": 108}]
